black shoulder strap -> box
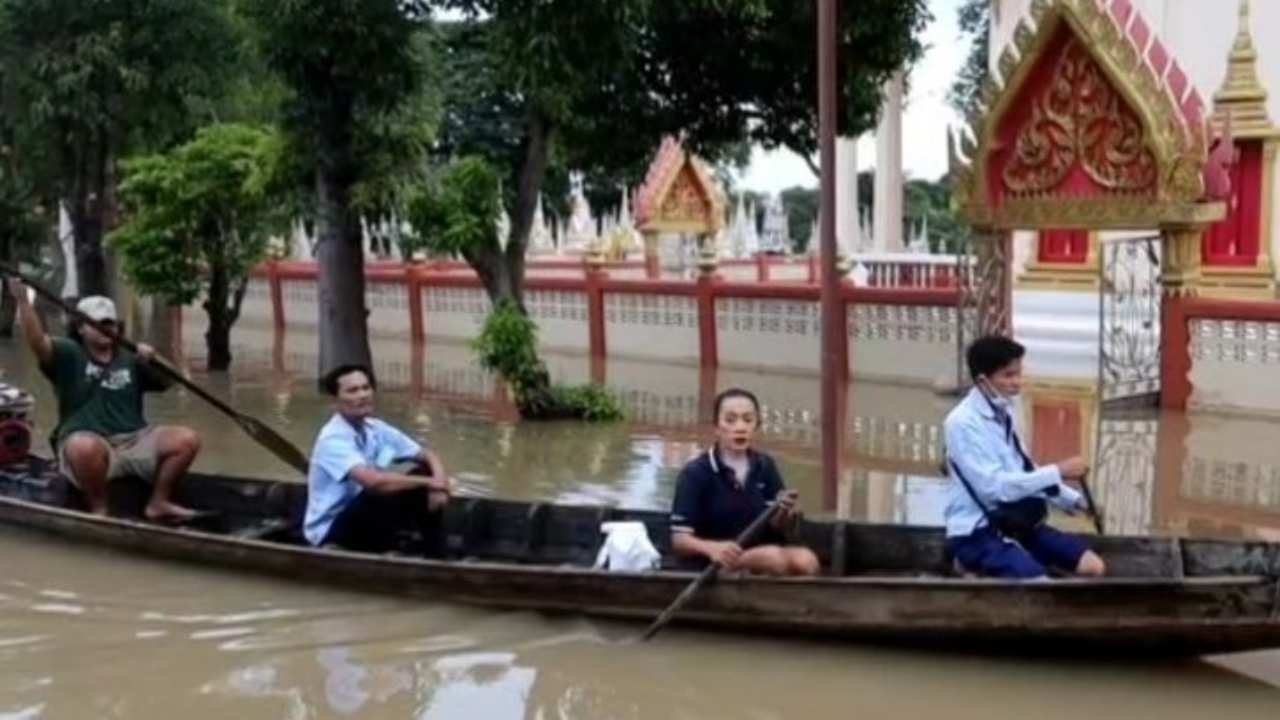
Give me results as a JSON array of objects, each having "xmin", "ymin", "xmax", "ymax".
[
  {"xmin": 948, "ymin": 458, "xmax": 995, "ymax": 528},
  {"xmin": 1009, "ymin": 426, "xmax": 1035, "ymax": 473}
]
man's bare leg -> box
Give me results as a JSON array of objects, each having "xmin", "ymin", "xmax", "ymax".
[
  {"xmin": 144, "ymin": 426, "xmax": 201, "ymax": 522},
  {"xmin": 62, "ymin": 433, "xmax": 112, "ymax": 515}
]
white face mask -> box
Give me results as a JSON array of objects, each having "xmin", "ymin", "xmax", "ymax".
[{"xmin": 977, "ymin": 377, "xmax": 1017, "ymax": 411}]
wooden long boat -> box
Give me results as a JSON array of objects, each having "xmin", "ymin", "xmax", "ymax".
[{"xmin": 1, "ymin": 455, "xmax": 1279, "ymax": 656}]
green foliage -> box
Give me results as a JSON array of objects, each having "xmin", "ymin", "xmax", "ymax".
[
  {"xmin": 547, "ymin": 384, "xmax": 624, "ymax": 423},
  {"xmin": 110, "ymin": 123, "xmax": 286, "ymax": 305},
  {"xmin": 780, "ymin": 186, "xmax": 818, "ymax": 253},
  {"xmin": 641, "ymin": 0, "xmax": 930, "ymax": 158},
  {"xmin": 436, "ymin": 0, "xmax": 928, "ymax": 238},
  {"xmin": 473, "ymin": 301, "xmax": 622, "ymax": 422},
  {"xmin": 0, "ymin": 0, "xmax": 243, "ymax": 294},
  {"xmin": 239, "ymin": 0, "xmax": 430, "ymax": 178},
  {"xmin": 783, "ymin": 173, "xmax": 968, "ymax": 254},
  {"xmin": 0, "ymin": 0, "xmax": 239, "ymax": 157},
  {"xmin": 948, "ymin": 0, "xmax": 990, "ymax": 119},
  {"xmin": 472, "ymin": 300, "xmax": 543, "ymax": 388},
  {"xmin": 0, "ymin": 148, "xmax": 50, "ymax": 266},
  {"xmin": 408, "ymin": 156, "xmax": 501, "ymax": 259}
]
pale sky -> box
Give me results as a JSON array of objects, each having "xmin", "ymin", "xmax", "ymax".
[{"xmin": 736, "ymin": 0, "xmax": 966, "ymax": 194}]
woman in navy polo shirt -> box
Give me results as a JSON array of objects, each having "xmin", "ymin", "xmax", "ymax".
[{"xmin": 670, "ymin": 388, "xmax": 820, "ymax": 576}]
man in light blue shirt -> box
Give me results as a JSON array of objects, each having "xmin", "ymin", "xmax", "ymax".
[
  {"xmin": 305, "ymin": 364, "xmax": 454, "ymax": 553},
  {"xmin": 944, "ymin": 336, "xmax": 1105, "ymax": 579}
]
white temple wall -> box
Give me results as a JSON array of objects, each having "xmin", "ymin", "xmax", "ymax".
[
  {"xmin": 716, "ymin": 298, "xmax": 821, "ymax": 373},
  {"xmin": 605, "ymin": 294, "xmax": 701, "ymax": 364}
]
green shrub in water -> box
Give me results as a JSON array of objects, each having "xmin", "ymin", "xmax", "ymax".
[{"xmin": 473, "ymin": 301, "xmax": 623, "ymax": 421}]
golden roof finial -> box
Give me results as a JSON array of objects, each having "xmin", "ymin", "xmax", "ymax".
[{"xmin": 1212, "ymin": 0, "xmax": 1272, "ymax": 137}]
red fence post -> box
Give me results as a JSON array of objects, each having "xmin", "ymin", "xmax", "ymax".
[
  {"xmin": 406, "ymin": 263, "xmax": 425, "ymax": 344},
  {"xmin": 755, "ymin": 253, "xmax": 770, "ymax": 282},
  {"xmin": 834, "ymin": 276, "xmax": 850, "ymax": 383},
  {"xmin": 586, "ymin": 260, "xmax": 608, "ymax": 365},
  {"xmin": 696, "ymin": 270, "xmax": 719, "ymax": 369}
]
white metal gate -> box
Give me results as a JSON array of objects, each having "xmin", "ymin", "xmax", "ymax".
[{"xmin": 1098, "ymin": 235, "xmax": 1162, "ymax": 403}]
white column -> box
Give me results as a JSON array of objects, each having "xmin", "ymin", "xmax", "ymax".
[
  {"xmin": 836, "ymin": 136, "xmax": 859, "ymax": 256},
  {"xmin": 873, "ymin": 69, "xmax": 905, "ymax": 252}
]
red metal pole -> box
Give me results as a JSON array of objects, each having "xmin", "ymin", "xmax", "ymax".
[{"xmin": 818, "ymin": 0, "xmax": 841, "ymax": 501}]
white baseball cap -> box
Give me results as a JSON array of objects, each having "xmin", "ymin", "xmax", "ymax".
[{"xmin": 76, "ymin": 295, "xmax": 118, "ymax": 323}]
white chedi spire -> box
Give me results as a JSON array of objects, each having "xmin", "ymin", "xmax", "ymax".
[
  {"xmin": 619, "ymin": 185, "xmax": 634, "ymax": 229},
  {"xmin": 496, "ymin": 204, "xmax": 512, "ymax": 252},
  {"xmin": 760, "ymin": 195, "xmax": 789, "ymax": 253},
  {"xmin": 728, "ymin": 193, "xmax": 761, "ymax": 259},
  {"xmin": 528, "ymin": 195, "xmax": 555, "ymax": 255},
  {"xmin": 565, "ymin": 171, "xmax": 596, "ymax": 252}
]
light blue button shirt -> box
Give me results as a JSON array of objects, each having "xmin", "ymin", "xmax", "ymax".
[
  {"xmin": 304, "ymin": 413, "xmax": 424, "ymax": 545},
  {"xmin": 943, "ymin": 388, "xmax": 1082, "ymax": 538}
]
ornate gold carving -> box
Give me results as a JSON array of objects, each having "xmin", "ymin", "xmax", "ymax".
[
  {"xmin": 1002, "ymin": 39, "xmax": 1157, "ymax": 194},
  {"xmin": 998, "ymin": 46, "xmax": 1019, "ymax": 85},
  {"xmin": 953, "ymin": 0, "xmax": 1212, "ymax": 229},
  {"xmin": 658, "ymin": 167, "xmax": 711, "ymax": 224},
  {"xmin": 1013, "ymin": 22, "xmax": 1035, "ymax": 56},
  {"xmin": 959, "ymin": 197, "xmax": 1225, "ymax": 230},
  {"xmin": 1160, "ymin": 226, "xmax": 1205, "ymax": 297},
  {"xmin": 1029, "ymin": 0, "xmax": 1051, "ymax": 24}
]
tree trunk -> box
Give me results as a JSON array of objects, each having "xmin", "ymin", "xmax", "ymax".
[
  {"xmin": 203, "ymin": 262, "xmax": 233, "ymax": 371},
  {"xmin": 205, "ymin": 312, "xmax": 233, "ymax": 371},
  {"xmin": 69, "ymin": 196, "xmax": 109, "ymax": 298},
  {"xmin": 315, "ymin": 165, "xmax": 372, "ymax": 381},
  {"xmin": 467, "ymin": 108, "xmax": 557, "ymax": 414},
  {"xmin": 64, "ymin": 135, "xmax": 114, "ymax": 299},
  {"xmin": 0, "ymin": 290, "xmax": 14, "ymax": 338},
  {"xmin": 504, "ymin": 109, "xmax": 554, "ymax": 311}
]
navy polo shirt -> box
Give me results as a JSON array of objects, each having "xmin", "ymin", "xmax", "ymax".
[{"xmin": 671, "ymin": 447, "xmax": 786, "ymax": 544}]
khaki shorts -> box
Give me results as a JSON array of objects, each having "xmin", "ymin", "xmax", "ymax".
[{"xmin": 58, "ymin": 426, "xmax": 162, "ymax": 487}]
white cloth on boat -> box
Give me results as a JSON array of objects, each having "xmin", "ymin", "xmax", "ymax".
[{"xmin": 593, "ymin": 521, "xmax": 661, "ymax": 572}]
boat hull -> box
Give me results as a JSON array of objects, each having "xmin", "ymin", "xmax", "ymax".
[{"xmin": 1, "ymin": 491, "xmax": 1278, "ymax": 656}]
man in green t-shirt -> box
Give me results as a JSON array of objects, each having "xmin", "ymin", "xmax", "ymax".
[{"xmin": 9, "ymin": 280, "xmax": 202, "ymax": 522}]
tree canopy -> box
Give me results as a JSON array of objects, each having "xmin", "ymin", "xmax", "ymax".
[
  {"xmin": 111, "ymin": 123, "xmax": 287, "ymax": 369},
  {"xmin": 238, "ymin": 0, "xmax": 435, "ymax": 377},
  {"xmin": 0, "ymin": 0, "xmax": 241, "ymax": 295}
]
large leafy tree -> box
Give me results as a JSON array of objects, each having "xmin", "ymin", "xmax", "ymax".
[
  {"xmin": 433, "ymin": 0, "xmax": 928, "ymax": 309},
  {"xmin": 0, "ymin": 0, "xmax": 240, "ymax": 297},
  {"xmin": 111, "ymin": 124, "xmax": 287, "ymax": 370},
  {"xmin": 239, "ymin": 0, "xmax": 434, "ymax": 379},
  {"xmin": 421, "ymin": 0, "xmax": 925, "ymax": 418}
]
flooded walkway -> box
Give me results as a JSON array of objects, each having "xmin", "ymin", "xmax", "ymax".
[{"xmin": 1, "ymin": 330, "xmax": 1279, "ymax": 717}]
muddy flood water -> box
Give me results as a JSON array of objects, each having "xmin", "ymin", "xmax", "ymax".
[{"xmin": 1, "ymin": 328, "xmax": 1279, "ymax": 718}]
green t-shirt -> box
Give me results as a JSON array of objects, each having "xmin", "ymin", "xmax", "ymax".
[{"xmin": 41, "ymin": 338, "xmax": 170, "ymax": 446}]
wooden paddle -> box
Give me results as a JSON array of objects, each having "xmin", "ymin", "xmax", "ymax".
[
  {"xmin": 1, "ymin": 264, "xmax": 310, "ymax": 475},
  {"xmin": 641, "ymin": 502, "xmax": 780, "ymax": 641},
  {"xmin": 1078, "ymin": 472, "xmax": 1104, "ymax": 534}
]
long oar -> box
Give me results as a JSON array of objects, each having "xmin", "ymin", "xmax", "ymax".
[
  {"xmin": 1, "ymin": 265, "xmax": 310, "ymax": 475},
  {"xmin": 1078, "ymin": 472, "xmax": 1104, "ymax": 534},
  {"xmin": 641, "ymin": 503, "xmax": 779, "ymax": 641}
]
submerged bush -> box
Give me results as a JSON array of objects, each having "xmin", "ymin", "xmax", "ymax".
[{"xmin": 474, "ymin": 301, "xmax": 623, "ymax": 422}]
